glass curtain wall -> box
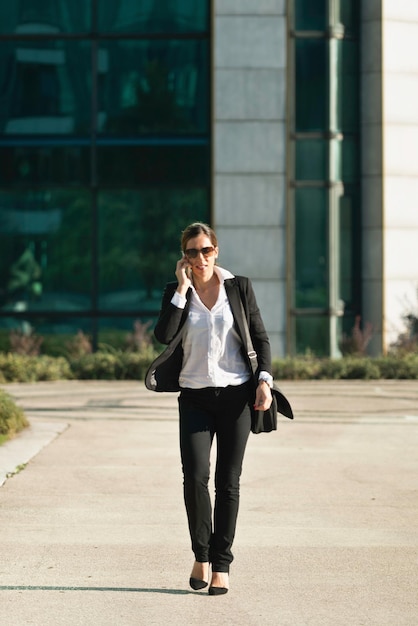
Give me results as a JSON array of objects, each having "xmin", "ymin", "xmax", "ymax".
[
  {"xmin": 0, "ymin": 0, "xmax": 211, "ymax": 352},
  {"xmin": 290, "ymin": 0, "xmax": 360, "ymax": 356}
]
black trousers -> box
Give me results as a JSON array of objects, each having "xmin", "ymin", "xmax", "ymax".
[{"xmin": 178, "ymin": 381, "xmax": 252, "ymax": 573}]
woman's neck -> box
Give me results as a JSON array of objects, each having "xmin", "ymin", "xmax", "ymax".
[{"xmin": 193, "ymin": 271, "xmax": 218, "ymax": 293}]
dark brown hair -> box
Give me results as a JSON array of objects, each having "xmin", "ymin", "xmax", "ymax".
[{"xmin": 181, "ymin": 222, "xmax": 218, "ymax": 253}]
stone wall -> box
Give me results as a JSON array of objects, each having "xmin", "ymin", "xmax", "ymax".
[{"xmin": 213, "ymin": 0, "xmax": 287, "ymax": 356}]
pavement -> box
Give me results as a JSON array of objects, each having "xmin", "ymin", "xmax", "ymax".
[{"xmin": 0, "ymin": 379, "xmax": 417, "ymax": 626}]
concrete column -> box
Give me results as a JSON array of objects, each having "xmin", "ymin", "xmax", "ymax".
[
  {"xmin": 213, "ymin": 0, "xmax": 287, "ymax": 356},
  {"xmin": 381, "ymin": 1, "xmax": 418, "ymax": 349}
]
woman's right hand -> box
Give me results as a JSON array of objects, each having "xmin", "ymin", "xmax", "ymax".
[{"xmin": 175, "ymin": 256, "xmax": 192, "ymax": 295}]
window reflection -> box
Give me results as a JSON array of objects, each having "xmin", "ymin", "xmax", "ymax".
[
  {"xmin": 0, "ymin": 146, "xmax": 90, "ymax": 185},
  {"xmin": 338, "ymin": 0, "xmax": 360, "ymax": 34},
  {"xmin": 0, "ymin": 190, "xmax": 91, "ymax": 313},
  {"xmin": 0, "ymin": 315, "xmax": 93, "ymax": 356},
  {"xmin": 98, "ymin": 144, "xmax": 209, "ymax": 185},
  {"xmin": 98, "ymin": 317, "xmax": 157, "ymax": 352},
  {"xmin": 294, "ymin": 0, "xmax": 327, "ymax": 31},
  {"xmin": 0, "ymin": 41, "xmax": 90, "ymax": 135},
  {"xmin": 98, "ymin": 189, "xmax": 208, "ymax": 311},
  {"xmin": 295, "ymin": 39, "xmax": 327, "ymax": 132},
  {"xmin": 336, "ymin": 40, "xmax": 359, "ymax": 132},
  {"xmin": 338, "ymin": 190, "xmax": 360, "ymax": 314},
  {"xmin": 0, "ymin": 1, "xmax": 212, "ymax": 349},
  {"xmin": 0, "ymin": 1, "xmax": 90, "ymax": 34},
  {"xmin": 295, "ymin": 140, "xmax": 327, "ymax": 180},
  {"xmin": 296, "ymin": 316, "xmax": 329, "ymax": 356},
  {"xmin": 98, "ymin": 39, "xmax": 209, "ymax": 135},
  {"xmin": 295, "ymin": 188, "xmax": 328, "ymax": 308},
  {"xmin": 98, "ymin": 0, "xmax": 209, "ymax": 34}
]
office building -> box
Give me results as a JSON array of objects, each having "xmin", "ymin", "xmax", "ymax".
[{"xmin": 1, "ymin": 1, "xmax": 417, "ymax": 357}]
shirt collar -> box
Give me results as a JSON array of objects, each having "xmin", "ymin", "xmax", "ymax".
[
  {"xmin": 214, "ymin": 265, "xmax": 235, "ymax": 284},
  {"xmin": 190, "ymin": 265, "xmax": 235, "ymax": 294}
]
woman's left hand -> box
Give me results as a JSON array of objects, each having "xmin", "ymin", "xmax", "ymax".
[{"xmin": 254, "ymin": 381, "xmax": 273, "ymax": 411}]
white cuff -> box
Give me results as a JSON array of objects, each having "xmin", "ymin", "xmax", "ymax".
[
  {"xmin": 171, "ymin": 291, "xmax": 187, "ymax": 309},
  {"xmin": 258, "ymin": 371, "xmax": 273, "ymax": 388}
]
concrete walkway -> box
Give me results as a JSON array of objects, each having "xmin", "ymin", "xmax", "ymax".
[{"xmin": 0, "ymin": 380, "xmax": 417, "ymax": 626}]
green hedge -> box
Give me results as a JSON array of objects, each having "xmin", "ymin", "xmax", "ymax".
[
  {"xmin": 0, "ymin": 388, "xmax": 29, "ymax": 443},
  {"xmin": 0, "ymin": 353, "xmax": 72, "ymax": 383},
  {"xmin": 1, "ymin": 351, "xmax": 418, "ymax": 383},
  {"xmin": 272, "ymin": 353, "xmax": 418, "ymax": 380},
  {"xmin": 70, "ymin": 351, "xmax": 154, "ymax": 380}
]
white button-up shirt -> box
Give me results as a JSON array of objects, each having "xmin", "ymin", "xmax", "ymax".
[{"xmin": 171, "ymin": 266, "xmax": 251, "ymax": 389}]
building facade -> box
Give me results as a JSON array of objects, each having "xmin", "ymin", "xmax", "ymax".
[{"xmin": 1, "ymin": 1, "xmax": 417, "ymax": 357}]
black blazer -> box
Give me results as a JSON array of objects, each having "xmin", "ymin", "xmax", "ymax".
[{"xmin": 154, "ymin": 275, "xmax": 272, "ymax": 382}]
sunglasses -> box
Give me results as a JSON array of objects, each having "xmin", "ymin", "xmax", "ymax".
[{"xmin": 184, "ymin": 246, "xmax": 216, "ymax": 259}]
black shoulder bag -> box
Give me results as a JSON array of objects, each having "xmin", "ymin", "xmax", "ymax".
[{"xmin": 238, "ymin": 299, "xmax": 294, "ymax": 433}]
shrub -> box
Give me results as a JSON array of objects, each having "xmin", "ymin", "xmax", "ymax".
[
  {"xmin": 124, "ymin": 319, "xmax": 154, "ymax": 352},
  {"xmin": 337, "ymin": 357, "xmax": 381, "ymax": 380},
  {"xmin": 65, "ymin": 330, "xmax": 93, "ymax": 358},
  {"xmin": 375, "ymin": 354, "xmax": 418, "ymax": 379},
  {"xmin": 9, "ymin": 327, "xmax": 43, "ymax": 356},
  {"xmin": 273, "ymin": 356, "xmax": 322, "ymax": 380},
  {"xmin": 0, "ymin": 354, "xmax": 72, "ymax": 382},
  {"xmin": 114, "ymin": 351, "xmax": 158, "ymax": 380},
  {"xmin": 316, "ymin": 359, "xmax": 346, "ymax": 379},
  {"xmin": 273, "ymin": 355, "xmax": 381, "ymax": 380},
  {"xmin": 32, "ymin": 356, "xmax": 73, "ymax": 381},
  {"xmin": 69, "ymin": 349, "xmax": 158, "ymax": 380},
  {"xmin": 1, "ymin": 349, "xmax": 418, "ymax": 383},
  {"xmin": 0, "ymin": 353, "xmax": 34, "ymax": 382},
  {"xmin": 0, "ymin": 388, "xmax": 29, "ymax": 440},
  {"xmin": 339, "ymin": 316, "xmax": 373, "ymax": 356},
  {"xmin": 69, "ymin": 353, "xmax": 119, "ymax": 380}
]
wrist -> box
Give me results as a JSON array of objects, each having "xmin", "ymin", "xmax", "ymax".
[
  {"xmin": 258, "ymin": 373, "xmax": 273, "ymax": 388},
  {"xmin": 176, "ymin": 284, "xmax": 189, "ymax": 297}
]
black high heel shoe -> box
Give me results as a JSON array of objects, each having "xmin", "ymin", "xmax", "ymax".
[
  {"xmin": 208, "ymin": 585, "xmax": 228, "ymax": 595},
  {"xmin": 208, "ymin": 572, "xmax": 229, "ymax": 595},
  {"xmin": 189, "ymin": 577, "xmax": 208, "ymax": 591},
  {"xmin": 189, "ymin": 561, "xmax": 209, "ymax": 590}
]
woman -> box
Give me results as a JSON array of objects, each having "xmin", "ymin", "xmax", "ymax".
[{"xmin": 154, "ymin": 222, "xmax": 273, "ymax": 595}]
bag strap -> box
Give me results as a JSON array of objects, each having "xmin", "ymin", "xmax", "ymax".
[
  {"xmin": 238, "ymin": 296, "xmax": 258, "ymax": 377},
  {"xmin": 237, "ymin": 282, "xmax": 294, "ymax": 421}
]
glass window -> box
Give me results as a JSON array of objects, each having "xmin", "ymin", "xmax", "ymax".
[
  {"xmin": 0, "ymin": 315, "xmax": 93, "ymax": 357},
  {"xmin": 338, "ymin": 0, "xmax": 360, "ymax": 34},
  {"xmin": 98, "ymin": 189, "xmax": 209, "ymax": 311},
  {"xmin": 98, "ymin": 0, "xmax": 209, "ymax": 34},
  {"xmin": 295, "ymin": 139, "xmax": 327, "ymax": 180},
  {"xmin": 0, "ymin": 1, "xmax": 90, "ymax": 34},
  {"xmin": 98, "ymin": 316, "xmax": 158, "ymax": 351},
  {"xmin": 97, "ymin": 39, "xmax": 209, "ymax": 135},
  {"xmin": 0, "ymin": 41, "xmax": 91, "ymax": 136},
  {"xmin": 295, "ymin": 188, "xmax": 328, "ymax": 308},
  {"xmin": 0, "ymin": 1, "xmax": 212, "ymax": 352},
  {"xmin": 0, "ymin": 145, "xmax": 90, "ymax": 186},
  {"xmin": 338, "ymin": 190, "xmax": 360, "ymax": 314},
  {"xmin": 0, "ymin": 189, "xmax": 92, "ymax": 313},
  {"xmin": 97, "ymin": 144, "xmax": 209, "ymax": 186},
  {"xmin": 335, "ymin": 40, "xmax": 359, "ymax": 132},
  {"xmin": 295, "ymin": 316, "xmax": 329, "ymax": 356},
  {"xmin": 295, "ymin": 39, "xmax": 327, "ymax": 132},
  {"xmin": 295, "ymin": 0, "xmax": 327, "ymax": 31}
]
